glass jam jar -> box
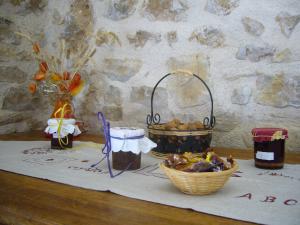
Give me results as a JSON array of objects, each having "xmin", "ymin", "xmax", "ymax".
[{"xmin": 251, "ymin": 128, "xmax": 288, "ymax": 169}]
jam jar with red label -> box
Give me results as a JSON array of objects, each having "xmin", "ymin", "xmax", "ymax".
[{"xmin": 251, "ymin": 128, "xmax": 288, "ymax": 169}]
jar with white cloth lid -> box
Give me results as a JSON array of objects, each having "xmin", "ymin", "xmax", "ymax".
[
  {"xmin": 45, "ymin": 118, "xmax": 81, "ymax": 149},
  {"xmin": 110, "ymin": 127, "xmax": 157, "ymax": 170}
]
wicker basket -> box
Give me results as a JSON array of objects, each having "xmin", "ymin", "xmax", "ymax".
[
  {"xmin": 160, "ymin": 161, "xmax": 238, "ymax": 195},
  {"xmin": 146, "ymin": 70, "xmax": 216, "ymax": 156}
]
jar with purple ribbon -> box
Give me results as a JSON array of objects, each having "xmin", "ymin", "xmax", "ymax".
[{"xmin": 110, "ymin": 127, "xmax": 157, "ymax": 170}]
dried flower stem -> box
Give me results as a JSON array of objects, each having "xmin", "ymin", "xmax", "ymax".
[
  {"xmin": 15, "ymin": 31, "xmax": 59, "ymax": 74},
  {"xmin": 14, "ymin": 31, "xmax": 34, "ymax": 43},
  {"xmin": 71, "ymin": 48, "xmax": 95, "ymax": 79},
  {"xmin": 72, "ymin": 45, "xmax": 89, "ymax": 69},
  {"xmin": 108, "ymin": 32, "xmax": 122, "ymax": 46},
  {"xmin": 60, "ymin": 39, "xmax": 65, "ymax": 73}
]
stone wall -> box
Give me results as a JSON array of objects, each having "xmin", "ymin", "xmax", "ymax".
[{"xmin": 0, "ymin": 0, "xmax": 300, "ymax": 151}]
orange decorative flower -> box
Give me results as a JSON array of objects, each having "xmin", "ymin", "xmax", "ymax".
[
  {"xmin": 68, "ymin": 73, "xmax": 84, "ymax": 96},
  {"xmin": 51, "ymin": 73, "xmax": 63, "ymax": 82},
  {"xmin": 39, "ymin": 61, "xmax": 48, "ymax": 73},
  {"xmin": 34, "ymin": 71, "xmax": 46, "ymax": 81},
  {"xmin": 28, "ymin": 83, "xmax": 37, "ymax": 94},
  {"xmin": 70, "ymin": 73, "xmax": 81, "ymax": 85},
  {"xmin": 63, "ymin": 71, "xmax": 70, "ymax": 80},
  {"xmin": 70, "ymin": 80, "xmax": 85, "ymax": 96}
]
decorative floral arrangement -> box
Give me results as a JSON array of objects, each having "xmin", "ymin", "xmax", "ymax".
[
  {"xmin": 15, "ymin": 31, "xmax": 96, "ymax": 148},
  {"xmin": 16, "ymin": 32, "xmax": 96, "ymax": 119}
]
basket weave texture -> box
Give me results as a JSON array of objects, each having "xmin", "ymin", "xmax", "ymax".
[
  {"xmin": 148, "ymin": 127, "xmax": 212, "ymax": 154},
  {"xmin": 160, "ymin": 161, "xmax": 238, "ymax": 195}
]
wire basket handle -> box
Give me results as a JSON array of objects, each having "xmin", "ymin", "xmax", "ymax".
[{"xmin": 146, "ymin": 70, "xmax": 216, "ymax": 129}]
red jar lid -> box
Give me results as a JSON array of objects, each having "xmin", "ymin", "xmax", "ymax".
[{"xmin": 252, "ymin": 128, "xmax": 288, "ymax": 142}]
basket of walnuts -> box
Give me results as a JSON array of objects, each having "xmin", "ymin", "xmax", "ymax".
[{"xmin": 146, "ymin": 71, "xmax": 216, "ymax": 157}]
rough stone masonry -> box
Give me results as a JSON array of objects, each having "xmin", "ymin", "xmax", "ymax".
[{"xmin": 0, "ymin": 0, "xmax": 299, "ymax": 151}]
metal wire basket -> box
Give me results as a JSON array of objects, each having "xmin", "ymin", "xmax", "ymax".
[{"xmin": 146, "ymin": 70, "xmax": 216, "ymax": 157}]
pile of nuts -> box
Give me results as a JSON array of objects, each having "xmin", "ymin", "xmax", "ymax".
[{"xmin": 149, "ymin": 118, "xmax": 204, "ymax": 130}]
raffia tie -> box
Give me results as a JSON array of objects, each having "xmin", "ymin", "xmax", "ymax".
[{"xmin": 54, "ymin": 103, "xmax": 73, "ymax": 148}]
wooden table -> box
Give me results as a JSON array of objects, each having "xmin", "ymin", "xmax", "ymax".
[{"xmin": 0, "ymin": 131, "xmax": 299, "ymax": 225}]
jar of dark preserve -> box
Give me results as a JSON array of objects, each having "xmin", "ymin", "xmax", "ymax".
[
  {"xmin": 51, "ymin": 133, "xmax": 73, "ymax": 149},
  {"xmin": 110, "ymin": 127, "xmax": 157, "ymax": 171},
  {"xmin": 251, "ymin": 128, "xmax": 288, "ymax": 169}
]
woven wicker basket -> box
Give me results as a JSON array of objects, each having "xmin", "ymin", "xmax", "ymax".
[{"xmin": 160, "ymin": 161, "xmax": 238, "ymax": 195}]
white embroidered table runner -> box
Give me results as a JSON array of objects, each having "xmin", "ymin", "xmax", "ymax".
[{"xmin": 0, "ymin": 141, "xmax": 299, "ymax": 225}]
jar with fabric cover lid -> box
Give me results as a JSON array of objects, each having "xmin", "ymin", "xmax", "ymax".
[
  {"xmin": 45, "ymin": 118, "xmax": 81, "ymax": 149},
  {"xmin": 110, "ymin": 127, "xmax": 157, "ymax": 170},
  {"xmin": 252, "ymin": 128, "xmax": 288, "ymax": 169}
]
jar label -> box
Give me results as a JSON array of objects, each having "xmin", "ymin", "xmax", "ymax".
[{"xmin": 256, "ymin": 151, "xmax": 274, "ymax": 161}]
